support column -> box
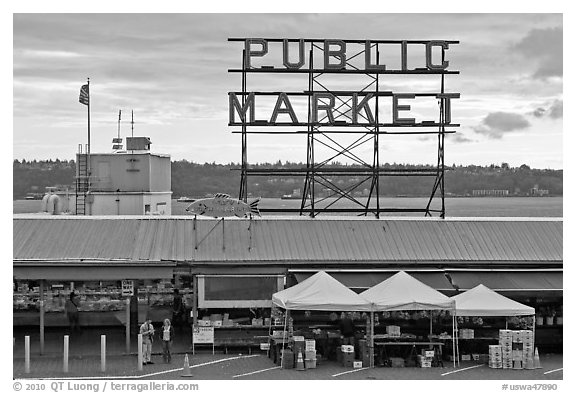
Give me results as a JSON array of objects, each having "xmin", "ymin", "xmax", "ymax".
[
  {"xmin": 39, "ymin": 280, "xmax": 45, "ymax": 355},
  {"xmin": 130, "ymin": 281, "xmax": 139, "ymax": 336}
]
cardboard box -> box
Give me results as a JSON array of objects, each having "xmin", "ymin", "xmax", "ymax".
[
  {"xmin": 461, "ymin": 354, "xmax": 471, "ymax": 361},
  {"xmin": 353, "ymin": 361, "xmax": 363, "ymax": 369},
  {"xmin": 305, "ymin": 339, "xmax": 316, "ymax": 351},
  {"xmin": 197, "ymin": 320, "xmax": 211, "ymax": 327},
  {"xmin": 305, "ymin": 350, "xmax": 316, "ymax": 360},
  {"xmin": 386, "ymin": 325, "xmax": 401, "ymax": 337},
  {"xmin": 260, "ymin": 343, "xmax": 270, "ymax": 350},
  {"xmin": 472, "ymin": 354, "xmax": 480, "ymax": 361},
  {"xmin": 213, "ymin": 320, "xmax": 222, "ymax": 327},
  {"xmin": 423, "ymin": 350, "xmax": 435, "ymax": 358},
  {"xmin": 420, "ymin": 360, "xmax": 432, "ymax": 368},
  {"xmin": 305, "ymin": 359, "xmax": 317, "ymax": 369}
]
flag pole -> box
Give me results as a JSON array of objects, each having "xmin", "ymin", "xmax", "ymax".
[{"xmin": 87, "ymin": 78, "xmax": 91, "ymax": 214}]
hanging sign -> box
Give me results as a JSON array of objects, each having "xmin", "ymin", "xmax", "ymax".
[{"xmin": 121, "ymin": 280, "xmax": 134, "ymax": 296}]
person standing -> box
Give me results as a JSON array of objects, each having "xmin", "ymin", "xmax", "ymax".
[
  {"xmin": 140, "ymin": 318, "xmax": 155, "ymax": 365},
  {"xmin": 339, "ymin": 312, "xmax": 356, "ymax": 346},
  {"xmin": 172, "ymin": 289, "xmax": 184, "ymax": 330},
  {"xmin": 64, "ymin": 292, "xmax": 80, "ymax": 334},
  {"xmin": 161, "ymin": 318, "xmax": 175, "ymax": 363}
]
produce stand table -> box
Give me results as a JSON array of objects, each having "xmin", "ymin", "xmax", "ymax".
[
  {"xmin": 213, "ymin": 325, "xmax": 270, "ymax": 354},
  {"xmin": 374, "ymin": 341, "xmax": 444, "ymax": 367}
]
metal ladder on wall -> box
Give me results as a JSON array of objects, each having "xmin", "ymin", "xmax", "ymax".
[{"xmin": 75, "ymin": 144, "xmax": 89, "ymax": 215}]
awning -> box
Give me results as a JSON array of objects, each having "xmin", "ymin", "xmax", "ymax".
[
  {"xmin": 292, "ymin": 270, "xmax": 454, "ymax": 291},
  {"xmin": 13, "ymin": 263, "xmax": 176, "ymax": 281},
  {"xmin": 447, "ymin": 271, "xmax": 562, "ymax": 291}
]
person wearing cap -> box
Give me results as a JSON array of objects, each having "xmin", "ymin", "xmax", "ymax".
[
  {"xmin": 64, "ymin": 291, "xmax": 81, "ymax": 334},
  {"xmin": 140, "ymin": 318, "xmax": 155, "ymax": 364}
]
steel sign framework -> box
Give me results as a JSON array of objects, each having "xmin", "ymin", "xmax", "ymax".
[{"xmin": 228, "ymin": 38, "xmax": 460, "ymax": 217}]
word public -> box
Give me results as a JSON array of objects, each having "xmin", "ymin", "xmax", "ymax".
[
  {"xmin": 229, "ymin": 38, "xmax": 459, "ymax": 126},
  {"xmin": 241, "ymin": 38, "xmax": 453, "ymax": 71}
]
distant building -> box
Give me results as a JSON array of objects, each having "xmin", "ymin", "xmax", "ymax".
[
  {"xmin": 472, "ymin": 189, "xmax": 509, "ymax": 197},
  {"xmin": 52, "ymin": 137, "xmax": 172, "ymax": 215},
  {"xmin": 530, "ymin": 184, "xmax": 549, "ymax": 197}
]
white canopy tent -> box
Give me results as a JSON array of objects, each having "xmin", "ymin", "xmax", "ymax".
[
  {"xmin": 271, "ymin": 271, "xmax": 372, "ymax": 366},
  {"xmin": 452, "ymin": 284, "xmax": 535, "ymax": 316},
  {"xmin": 273, "ymin": 270, "xmax": 372, "ymax": 311},
  {"xmin": 452, "ymin": 284, "xmax": 536, "ymax": 364},
  {"xmin": 360, "ymin": 271, "xmax": 457, "ymax": 367}
]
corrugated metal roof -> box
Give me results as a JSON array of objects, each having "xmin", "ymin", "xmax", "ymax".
[{"xmin": 13, "ymin": 216, "xmax": 562, "ymax": 265}]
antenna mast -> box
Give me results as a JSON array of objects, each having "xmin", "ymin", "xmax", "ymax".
[{"xmin": 117, "ymin": 110, "xmax": 122, "ymax": 140}]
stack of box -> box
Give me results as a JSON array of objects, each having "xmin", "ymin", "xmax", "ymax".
[
  {"xmin": 521, "ymin": 330, "xmax": 534, "ymax": 365},
  {"xmin": 341, "ymin": 345, "xmax": 355, "ymax": 367},
  {"xmin": 488, "ymin": 345, "xmax": 502, "ymax": 369},
  {"xmin": 386, "ymin": 325, "xmax": 401, "ymax": 338},
  {"xmin": 459, "ymin": 329, "xmax": 474, "ymax": 339},
  {"xmin": 417, "ymin": 350, "xmax": 434, "ymax": 368},
  {"xmin": 511, "ymin": 330, "xmax": 524, "ymax": 368},
  {"xmin": 358, "ymin": 339, "xmax": 370, "ymax": 367},
  {"xmin": 281, "ymin": 349, "xmax": 295, "ymax": 369},
  {"xmin": 499, "ymin": 330, "xmax": 513, "ymax": 369},
  {"xmin": 304, "ymin": 339, "xmax": 317, "ymax": 369}
]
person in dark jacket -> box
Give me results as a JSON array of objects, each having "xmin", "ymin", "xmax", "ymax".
[
  {"xmin": 172, "ymin": 289, "xmax": 184, "ymax": 330},
  {"xmin": 339, "ymin": 312, "xmax": 356, "ymax": 346},
  {"xmin": 64, "ymin": 292, "xmax": 81, "ymax": 334},
  {"xmin": 161, "ymin": 318, "xmax": 175, "ymax": 363}
]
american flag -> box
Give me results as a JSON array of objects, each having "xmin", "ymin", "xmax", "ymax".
[{"xmin": 79, "ymin": 84, "xmax": 89, "ymax": 105}]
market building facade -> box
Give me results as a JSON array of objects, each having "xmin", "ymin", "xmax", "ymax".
[{"xmin": 13, "ymin": 215, "xmax": 562, "ymax": 354}]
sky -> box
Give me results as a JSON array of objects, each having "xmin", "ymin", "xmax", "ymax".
[{"xmin": 12, "ymin": 13, "xmax": 563, "ymax": 169}]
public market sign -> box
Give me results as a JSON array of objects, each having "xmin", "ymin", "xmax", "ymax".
[{"xmin": 228, "ymin": 38, "xmax": 460, "ymax": 126}]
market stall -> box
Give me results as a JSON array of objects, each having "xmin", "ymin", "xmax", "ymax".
[
  {"xmin": 452, "ymin": 284, "xmax": 536, "ymax": 366},
  {"xmin": 271, "ymin": 271, "xmax": 372, "ymax": 368},
  {"xmin": 360, "ymin": 271, "xmax": 457, "ymax": 368}
]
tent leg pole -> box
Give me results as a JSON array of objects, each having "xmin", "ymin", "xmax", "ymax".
[
  {"xmin": 268, "ymin": 305, "xmax": 274, "ymax": 358},
  {"xmin": 280, "ymin": 309, "xmax": 288, "ymax": 368},
  {"xmin": 452, "ymin": 314, "xmax": 456, "ymax": 368},
  {"xmin": 456, "ymin": 315, "xmax": 460, "ymax": 366},
  {"xmin": 532, "ymin": 313, "xmax": 536, "ymax": 356},
  {"xmin": 370, "ymin": 311, "xmax": 374, "ymax": 368}
]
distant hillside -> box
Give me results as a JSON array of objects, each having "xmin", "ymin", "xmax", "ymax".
[{"xmin": 13, "ymin": 159, "xmax": 562, "ymax": 199}]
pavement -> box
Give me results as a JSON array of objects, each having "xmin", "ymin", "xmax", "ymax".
[{"xmin": 13, "ymin": 328, "xmax": 563, "ymax": 380}]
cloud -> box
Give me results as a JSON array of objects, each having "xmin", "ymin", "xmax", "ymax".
[
  {"xmin": 512, "ymin": 27, "xmax": 563, "ymax": 79},
  {"xmin": 548, "ymin": 99, "xmax": 563, "ymax": 119},
  {"xmin": 473, "ymin": 112, "xmax": 531, "ymax": 139},
  {"xmin": 450, "ymin": 133, "xmax": 475, "ymax": 143},
  {"xmin": 528, "ymin": 99, "xmax": 563, "ymax": 119}
]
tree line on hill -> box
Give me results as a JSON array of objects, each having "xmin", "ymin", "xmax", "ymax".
[{"xmin": 13, "ymin": 159, "xmax": 562, "ymax": 200}]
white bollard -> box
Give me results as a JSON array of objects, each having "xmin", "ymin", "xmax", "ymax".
[
  {"xmin": 101, "ymin": 335, "xmax": 106, "ymax": 373},
  {"xmin": 137, "ymin": 334, "xmax": 143, "ymax": 371},
  {"xmin": 24, "ymin": 336, "xmax": 30, "ymax": 374},
  {"xmin": 125, "ymin": 298, "xmax": 131, "ymax": 354},
  {"xmin": 63, "ymin": 335, "xmax": 69, "ymax": 373}
]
